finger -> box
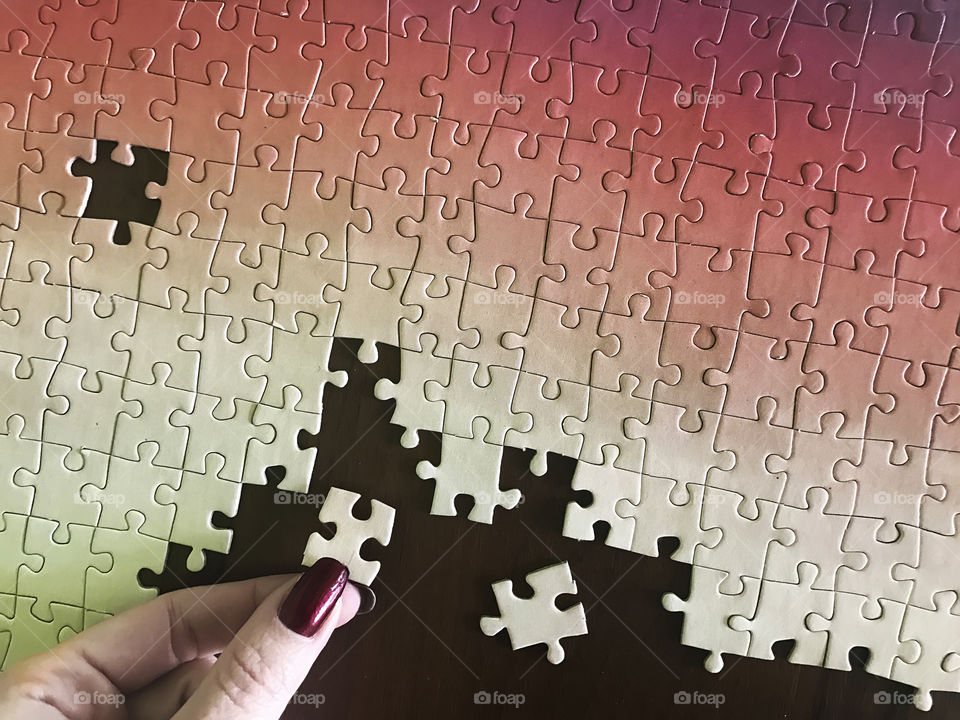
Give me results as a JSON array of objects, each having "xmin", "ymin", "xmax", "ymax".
[
  {"xmin": 51, "ymin": 574, "xmax": 296, "ymax": 694},
  {"xmin": 173, "ymin": 558, "xmax": 360, "ymax": 720},
  {"xmin": 126, "ymin": 656, "xmax": 216, "ymax": 720}
]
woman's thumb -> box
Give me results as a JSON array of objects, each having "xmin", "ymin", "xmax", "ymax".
[{"xmin": 173, "ymin": 558, "xmax": 360, "ymax": 720}]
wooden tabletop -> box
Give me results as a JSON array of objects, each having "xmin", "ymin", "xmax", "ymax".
[{"xmin": 143, "ymin": 338, "xmax": 955, "ymax": 719}]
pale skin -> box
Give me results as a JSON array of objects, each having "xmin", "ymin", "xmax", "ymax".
[{"xmin": 0, "ymin": 575, "xmax": 361, "ymax": 719}]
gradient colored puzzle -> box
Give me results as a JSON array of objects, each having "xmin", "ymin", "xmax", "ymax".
[{"xmin": 0, "ymin": 0, "xmax": 959, "ymax": 710}]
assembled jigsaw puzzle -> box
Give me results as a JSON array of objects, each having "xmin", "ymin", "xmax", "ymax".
[{"xmin": 1, "ymin": 0, "xmax": 960, "ymax": 710}]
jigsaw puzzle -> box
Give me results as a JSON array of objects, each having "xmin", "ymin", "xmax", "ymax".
[
  {"xmin": 480, "ymin": 560, "xmax": 588, "ymax": 664},
  {"xmin": 0, "ymin": 0, "xmax": 959, "ymax": 710}
]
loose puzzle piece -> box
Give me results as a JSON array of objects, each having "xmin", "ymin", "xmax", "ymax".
[
  {"xmin": 480, "ymin": 561, "xmax": 588, "ymax": 665},
  {"xmin": 302, "ymin": 487, "xmax": 395, "ymax": 586}
]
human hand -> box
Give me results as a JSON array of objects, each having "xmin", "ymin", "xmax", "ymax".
[{"xmin": 0, "ymin": 558, "xmax": 366, "ymax": 719}]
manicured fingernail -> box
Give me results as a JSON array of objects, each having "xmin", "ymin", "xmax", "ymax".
[
  {"xmin": 278, "ymin": 558, "xmax": 349, "ymax": 637},
  {"xmin": 353, "ymin": 583, "xmax": 377, "ymax": 614}
]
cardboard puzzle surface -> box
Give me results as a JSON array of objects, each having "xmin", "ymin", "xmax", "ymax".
[{"xmin": 1, "ymin": 0, "xmax": 960, "ymax": 709}]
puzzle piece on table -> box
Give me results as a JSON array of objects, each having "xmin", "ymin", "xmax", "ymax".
[
  {"xmin": 0, "ymin": 353, "xmax": 66, "ymax": 443},
  {"xmin": 729, "ymin": 563, "xmax": 833, "ymax": 666},
  {"xmin": 155, "ymin": 453, "xmax": 241, "ymax": 572},
  {"xmin": 20, "ymin": 115, "xmax": 94, "ymax": 217},
  {"xmin": 206, "ymin": 241, "xmax": 280, "ymax": 337},
  {"xmin": 505, "ymin": 372, "xmax": 588, "ymax": 477},
  {"xmin": 424, "ymin": 358, "xmax": 532, "ymax": 444},
  {"xmin": 560, "ymin": 375, "xmax": 648, "ymax": 474},
  {"xmin": 177, "ymin": 315, "xmax": 271, "ymax": 418},
  {"xmin": 85, "ymin": 510, "xmax": 165, "ymax": 614},
  {"xmin": 704, "ymin": 333, "xmax": 824, "ymax": 429},
  {"xmin": 480, "ymin": 561, "xmax": 588, "ymax": 665},
  {"xmin": 0, "ymin": 263, "xmax": 71, "ymax": 365},
  {"xmin": 563, "ymin": 445, "xmax": 641, "ymax": 551},
  {"xmin": 302, "ymin": 487, "xmax": 395, "ymax": 586},
  {"xmin": 649, "ymin": 245, "xmax": 769, "ymax": 349},
  {"xmin": 242, "ymin": 386, "xmax": 323, "ymax": 491},
  {"xmin": 244, "ymin": 314, "xmax": 348, "ymax": 416},
  {"xmin": 19, "ymin": 517, "xmax": 111, "ymax": 620},
  {"xmin": 616, "ymin": 476, "xmax": 722, "ymax": 564},
  {"xmin": 836, "ymin": 440, "xmax": 932, "ymax": 541},
  {"xmin": 501, "ymin": 298, "xmax": 619, "ymax": 396},
  {"xmin": 416, "ymin": 417, "xmax": 522, "ymax": 525},
  {"xmin": 795, "ymin": 322, "xmax": 891, "ymax": 440},
  {"xmin": 43, "ymin": 363, "xmax": 141, "ymax": 459},
  {"xmin": 16, "ymin": 445, "xmax": 109, "ymax": 541},
  {"xmin": 399, "ymin": 272, "xmax": 480, "ymax": 359},
  {"xmin": 705, "ymin": 398, "xmax": 792, "ymax": 518},
  {"xmin": 374, "ymin": 333, "xmax": 450, "ymax": 449},
  {"xmin": 891, "ymin": 592, "xmax": 960, "ymax": 711},
  {"xmin": 769, "ymin": 412, "xmax": 861, "ymax": 514},
  {"xmin": 253, "ymin": 235, "xmax": 346, "ymax": 336},
  {"xmin": 113, "ymin": 365, "xmax": 194, "ymax": 469},
  {"xmin": 170, "ymin": 394, "xmax": 271, "ymax": 482},
  {"xmin": 892, "ymin": 526, "xmax": 960, "ymax": 612},
  {"xmin": 0, "ymin": 417, "xmax": 40, "ymax": 515},
  {"xmin": 1, "ymin": 193, "xmax": 85, "ymax": 286},
  {"xmin": 453, "ymin": 269, "xmax": 533, "ymax": 377},
  {"xmin": 70, "ymin": 220, "xmax": 163, "ymax": 317},
  {"xmin": 694, "ymin": 487, "xmax": 796, "ymax": 595},
  {"xmin": 46, "ymin": 287, "xmax": 135, "ymax": 381},
  {"xmin": 324, "ymin": 264, "xmax": 421, "ymax": 364},
  {"xmin": 34, "ymin": 49, "xmax": 107, "ymax": 128},
  {"xmin": 0, "ymin": 513, "xmax": 43, "ymax": 598},
  {"xmin": 806, "ymin": 593, "xmax": 919, "ymax": 676},
  {"xmin": 84, "ymin": 441, "xmax": 178, "ymax": 541},
  {"xmin": 0, "ymin": 597, "xmax": 83, "ymax": 668},
  {"xmin": 840, "ymin": 518, "xmax": 919, "ymax": 613},
  {"xmin": 663, "ymin": 565, "xmax": 759, "ymax": 673}
]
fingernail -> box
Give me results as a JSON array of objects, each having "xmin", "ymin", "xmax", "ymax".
[
  {"xmin": 278, "ymin": 558, "xmax": 349, "ymax": 637},
  {"xmin": 353, "ymin": 583, "xmax": 377, "ymax": 615}
]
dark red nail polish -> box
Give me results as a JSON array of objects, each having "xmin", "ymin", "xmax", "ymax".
[{"xmin": 278, "ymin": 558, "xmax": 349, "ymax": 637}]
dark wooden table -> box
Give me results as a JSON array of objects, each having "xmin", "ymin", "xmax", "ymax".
[{"xmin": 144, "ymin": 338, "xmax": 953, "ymax": 718}]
